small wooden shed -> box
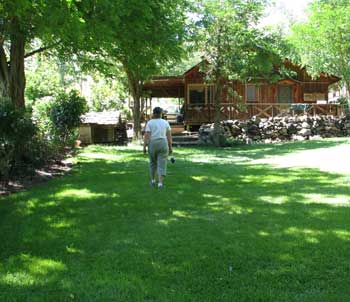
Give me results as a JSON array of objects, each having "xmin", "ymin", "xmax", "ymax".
[{"xmin": 79, "ymin": 111, "xmax": 127, "ymax": 144}]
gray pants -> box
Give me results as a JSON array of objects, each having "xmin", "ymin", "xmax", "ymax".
[{"xmin": 148, "ymin": 138, "xmax": 169, "ymax": 177}]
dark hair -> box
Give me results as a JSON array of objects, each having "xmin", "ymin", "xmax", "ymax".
[{"xmin": 153, "ymin": 107, "xmax": 163, "ymax": 118}]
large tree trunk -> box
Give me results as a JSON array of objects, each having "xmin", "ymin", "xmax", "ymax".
[
  {"xmin": 9, "ymin": 31, "xmax": 26, "ymax": 109},
  {"xmin": 0, "ymin": 44, "xmax": 10, "ymax": 101},
  {"xmin": 126, "ymin": 70, "xmax": 142, "ymax": 140}
]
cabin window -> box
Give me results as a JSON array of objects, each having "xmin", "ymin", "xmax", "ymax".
[
  {"xmin": 189, "ymin": 85, "xmax": 205, "ymax": 104},
  {"xmin": 246, "ymin": 85, "xmax": 257, "ymax": 102},
  {"xmin": 188, "ymin": 84, "xmax": 215, "ymax": 105}
]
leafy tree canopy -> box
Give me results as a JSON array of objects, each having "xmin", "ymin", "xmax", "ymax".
[
  {"xmin": 196, "ymin": 0, "xmax": 286, "ymax": 82},
  {"xmin": 289, "ymin": 0, "xmax": 350, "ymax": 95}
]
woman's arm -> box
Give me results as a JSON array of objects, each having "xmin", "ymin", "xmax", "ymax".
[
  {"xmin": 143, "ymin": 132, "xmax": 151, "ymax": 154},
  {"xmin": 166, "ymin": 129, "xmax": 173, "ymax": 155}
]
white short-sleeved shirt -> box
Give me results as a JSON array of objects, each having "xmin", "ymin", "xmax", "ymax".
[{"xmin": 145, "ymin": 118, "xmax": 171, "ymax": 140}]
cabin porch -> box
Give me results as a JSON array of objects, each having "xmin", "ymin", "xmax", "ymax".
[{"xmin": 184, "ymin": 103, "xmax": 343, "ymax": 126}]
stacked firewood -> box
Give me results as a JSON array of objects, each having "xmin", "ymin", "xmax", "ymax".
[{"xmin": 199, "ymin": 115, "xmax": 350, "ymax": 145}]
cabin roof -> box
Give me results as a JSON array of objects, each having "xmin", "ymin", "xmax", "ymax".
[
  {"xmin": 183, "ymin": 60, "xmax": 206, "ymax": 76},
  {"xmin": 143, "ymin": 76, "xmax": 185, "ymax": 98},
  {"xmin": 81, "ymin": 111, "xmax": 122, "ymax": 125}
]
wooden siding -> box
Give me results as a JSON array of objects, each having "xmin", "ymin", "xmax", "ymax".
[{"xmin": 183, "ymin": 64, "xmax": 341, "ymax": 125}]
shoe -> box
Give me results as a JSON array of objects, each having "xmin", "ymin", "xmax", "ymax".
[
  {"xmin": 158, "ymin": 183, "xmax": 163, "ymax": 189},
  {"xmin": 150, "ymin": 180, "xmax": 156, "ymax": 187}
]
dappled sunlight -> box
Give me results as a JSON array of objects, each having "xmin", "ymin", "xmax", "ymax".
[
  {"xmin": 157, "ymin": 217, "xmax": 179, "ymax": 225},
  {"xmin": 285, "ymin": 227, "xmax": 323, "ymax": 244},
  {"xmin": 43, "ymin": 217, "xmax": 74, "ymax": 229},
  {"xmin": 259, "ymin": 195, "xmax": 289, "ymax": 204},
  {"xmin": 258, "ymin": 231, "xmax": 270, "ymax": 237},
  {"xmin": 66, "ymin": 246, "xmax": 84, "ymax": 255},
  {"xmin": 303, "ymin": 194, "xmax": 350, "ymax": 206},
  {"xmin": 2, "ymin": 141, "xmax": 350, "ymax": 301},
  {"xmin": 55, "ymin": 188, "xmax": 118, "ymax": 200},
  {"xmin": 189, "ymin": 155, "xmax": 250, "ymax": 164},
  {"xmin": 203, "ymin": 194, "xmax": 252, "ymax": 215},
  {"xmin": 333, "ymin": 230, "xmax": 350, "ymax": 241},
  {"xmin": 80, "ymin": 152, "xmax": 125, "ymax": 162},
  {"xmin": 0, "ymin": 254, "xmax": 66, "ymax": 287},
  {"xmin": 192, "ymin": 175, "xmax": 226, "ymax": 184},
  {"xmin": 172, "ymin": 210, "xmax": 193, "ymax": 219}
]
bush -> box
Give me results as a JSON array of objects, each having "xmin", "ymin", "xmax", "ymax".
[
  {"xmin": 1, "ymin": 90, "xmax": 88, "ymax": 184},
  {"xmin": 33, "ymin": 90, "xmax": 88, "ymax": 156},
  {"xmin": 0, "ymin": 100, "xmax": 37, "ymax": 182},
  {"xmin": 50, "ymin": 90, "xmax": 88, "ymax": 146}
]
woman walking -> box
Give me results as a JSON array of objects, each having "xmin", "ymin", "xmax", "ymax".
[{"xmin": 143, "ymin": 107, "xmax": 173, "ymax": 189}]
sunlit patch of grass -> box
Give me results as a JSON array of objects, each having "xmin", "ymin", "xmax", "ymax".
[
  {"xmin": 55, "ymin": 188, "xmax": 109, "ymax": 200},
  {"xmin": 259, "ymin": 195, "xmax": 289, "ymax": 204},
  {"xmin": 80, "ymin": 152, "xmax": 124, "ymax": 161},
  {"xmin": 304, "ymin": 194, "xmax": 350, "ymax": 206},
  {"xmin": 0, "ymin": 254, "xmax": 66, "ymax": 286}
]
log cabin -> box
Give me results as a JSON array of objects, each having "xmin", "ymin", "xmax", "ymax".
[{"xmin": 143, "ymin": 60, "xmax": 341, "ymax": 129}]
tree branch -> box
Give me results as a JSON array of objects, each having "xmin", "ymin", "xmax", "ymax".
[{"xmin": 24, "ymin": 46, "xmax": 51, "ymax": 59}]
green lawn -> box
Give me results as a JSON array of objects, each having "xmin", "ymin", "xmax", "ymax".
[{"xmin": 1, "ymin": 139, "xmax": 350, "ymax": 302}]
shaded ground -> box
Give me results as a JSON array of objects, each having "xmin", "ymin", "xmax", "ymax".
[
  {"xmin": 0, "ymin": 159, "xmax": 74, "ymax": 197},
  {"xmin": 1, "ymin": 138, "xmax": 350, "ymax": 302}
]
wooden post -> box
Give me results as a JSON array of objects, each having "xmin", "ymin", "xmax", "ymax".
[
  {"xmin": 145, "ymin": 97, "xmax": 148, "ymax": 119},
  {"xmin": 150, "ymin": 97, "xmax": 152, "ymax": 117}
]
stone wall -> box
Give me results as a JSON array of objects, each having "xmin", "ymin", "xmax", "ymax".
[{"xmin": 199, "ymin": 115, "xmax": 350, "ymax": 145}]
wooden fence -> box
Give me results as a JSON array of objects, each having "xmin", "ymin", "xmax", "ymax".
[{"xmin": 184, "ymin": 103, "xmax": 343, "ymax": 125}]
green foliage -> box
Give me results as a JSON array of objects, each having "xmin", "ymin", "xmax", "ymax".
[
  {"xmin": 198, "ymin": 0, "xmax": 283, "ymax": 82},
  {"xmin": 0, "ymin": 100, "xmax": 36, "ymax": 181},
  {"xmin": 113, "ymin": 0, "xmax": 188, "ymax": 78},
  {"xmin": 1, "ymin": 0, "xmax": 89, "ymax": 56},
  {"xmin": 338, "ymin": 96, "xmax": 350, "ymax": 116},
  {"xmin": 25, "ymin": 56, "xmax": 61, "ymax": 102},
  {"xmin": 31, "ymin": 91, "xmax": 87, "ymax": 163},
  {"xmin": 50, "ymin": 90, "xmax": 88, "ymax": 144},
  {"xmin": 97, "ymin": 0, "xmax": 189, "ymax": 138},
  {"xmin": 290, "ymin": 0, "xmax": 350, "ymax": 93},
  {"xmin": 89, "ymin": 73, "xmax": 128, "ymax": 112},
  {"xmin": 32, "ymin": 96, "xmax": 55, "ymax": 137}
]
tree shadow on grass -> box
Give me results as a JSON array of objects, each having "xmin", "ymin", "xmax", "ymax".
[{"xmin": 1, "ymin": 146, "xmax": 350, "ymax": 301}]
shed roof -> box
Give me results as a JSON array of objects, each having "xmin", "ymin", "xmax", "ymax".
[{"xmin": 81, "ymin": 111, "xmax": 122, "ymax": 125}]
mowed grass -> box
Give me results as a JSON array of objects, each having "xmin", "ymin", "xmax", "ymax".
[{"xmin": 1, "ymin": 138, "xmax": 350, "ymax": 302}]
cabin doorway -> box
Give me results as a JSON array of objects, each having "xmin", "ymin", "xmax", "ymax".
[{"xmin": 278, "ymin": 85, "xmax": 293, "ymax": 103}]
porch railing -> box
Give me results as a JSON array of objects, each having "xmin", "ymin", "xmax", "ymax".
[{"xmin": 184, "ymin": 103, "xmax": 343, "ymax": 125}]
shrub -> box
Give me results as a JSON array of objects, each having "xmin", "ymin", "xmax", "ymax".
[
  {"xmin": 1, "ymin": 90, "xmax": 87, "ymax": 184},
  {"xmin": 50, "ymin": 90, "xmax": 88, "ymax": 146},
  {"xmin": 0, "ymin": 100, "xmax": 37, "ymax": 182}
]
